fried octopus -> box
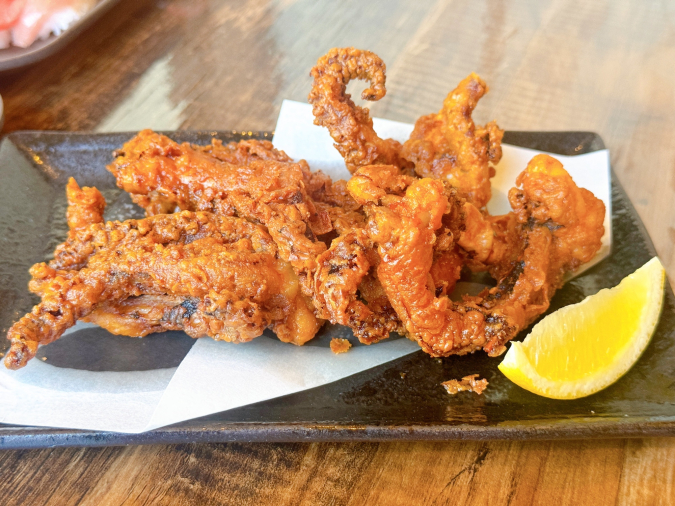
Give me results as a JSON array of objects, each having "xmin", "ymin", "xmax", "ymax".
[
  {"xmin": 306, "ymin": 47, "xmax": 507, "ymax": 307},
  {"xmin": 308, "ymin": 48, "xmax": 503, "ymax": 209},
  {"xmin": 108, "ymin": 130, "xmax": 403, "ymax": 346},
  {"xmin": 4, "ymin": 180, "xmax": 320, "ymax": 370},
  {"xmin": 107, "ymin": 130, "xmax": 331, "ymax": 295},
  {"xmin": 307, "ymin": 47, "xmax": 604, "ymax": 356},
  {"xmin": 308, "ymin": 47, "xmax": 410, "ymax": 173},
  {"xmin": 401, "ymin": 73, "xmax": 504, "ymax": 209},
  {"xmin": 4, "ymin": 48, "xmax": 606, "ymax": 370},
  {"xmin": 346, "ymin": 155, "xmax": 604, "ymax": 357}
]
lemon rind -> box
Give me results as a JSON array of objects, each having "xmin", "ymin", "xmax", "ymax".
[{"xmin": 498, "ymin": 257, "xmax": 666, "ymax": 400}]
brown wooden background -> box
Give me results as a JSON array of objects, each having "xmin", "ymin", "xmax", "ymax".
[{"xmin": 1, "ymin": 0, "xmax": 675, "ymax": 504}]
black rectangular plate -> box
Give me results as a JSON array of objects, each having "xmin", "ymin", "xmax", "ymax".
[{"xmin": 1, "ymin": 130, "xmax": 674, "ymax": 450}]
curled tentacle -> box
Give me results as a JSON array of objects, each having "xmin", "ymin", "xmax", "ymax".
[
  {"xmin": 308, "ymin": 47, "xmax": 409, "ymax": 173},
  {"xmin": 401, "ymin": 73, "xmax": 504, "ymax": 208},
  {"xmin": 476, "ymin": 154, "xmax": 606, "ymax": 338}
]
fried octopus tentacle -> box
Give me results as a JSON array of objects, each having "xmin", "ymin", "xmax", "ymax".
[
  {"xmin": 347, "ymin": 157, "xmax": 604, "ymax": 356},
  {"xmin": 82, "ymin": 294, "xmax": 203, "ymax": 337},
  {"xmin": 106, "ymin": 130, "xmax": 329, "ymax": 294},
  {"xmin": 308, "ymin": 47, "xmax": 408, "ymax": 173},
  {"xmin": 49, "ymin": 205, "xmax": 278, "ymax": 271},
  {"xmin": 348, "ymin": 170, "xmax": 515, "ymax": 356},
  {"xmin": 5, "ymin": 210, "xmax": 321, "ymax": 369},
  {"xmin": 349, "ymin": 164, "xmax": 464, "ymax": 300},
  {"xmin": 477, "ymin": 154, "xmax": 606, "ymax": 333},
  {"xmin": 85, "ymin": 291, "xmax": 318, "ymax": 347},
  {"xmin": 313, "ymin": 230, "xmax": 402, "ymax": 343},
  {"xmin": 401, "ymin": 73, "xmax": 504, "ymax": 208}
]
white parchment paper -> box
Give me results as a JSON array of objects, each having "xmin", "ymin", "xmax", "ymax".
[{"xmin": 0, "ymin": 100, "xmax": 611, "ymax": 433}]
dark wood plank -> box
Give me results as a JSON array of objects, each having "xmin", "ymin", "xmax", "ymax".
[{"xmin": 0, "ymin": 440, "xmax": 674, "ymax": 505}]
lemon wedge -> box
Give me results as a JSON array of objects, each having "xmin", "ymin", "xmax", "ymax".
[{"xmin": 498, "ymin": 257, "xmax": 666, "ymax": 399}]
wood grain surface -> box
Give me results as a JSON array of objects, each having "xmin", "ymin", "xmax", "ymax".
[{"xmin": 1, "ymin": 0, "xmax": 675, "ymax": 504}]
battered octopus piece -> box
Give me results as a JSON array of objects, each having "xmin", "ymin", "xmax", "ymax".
[
  {"xmin": 49, "ymin": 187, "xmax": 279, "ymax": 272},
  {"xmin": 82, "ymin": 289, "xmax": 318, "ymax": 348},
  {"xmin": 308, "ymin": 47, "xmax": 409, "ymax": 173},
  {"xmin": 330, "ymin": 338, "xmax": 352, "ymax": 354},
  {"xmin": 82, "ymin": 294, "xmax": 201, "ymax": 337},
  {"xmin": 304, "ymin": 171, "xmax": 368, "ymax": 236},
  {"xmin": 5, "ymin": 208, "xmax": 322, "ymax": 370},
  {"xmin": 65, "ymin": 178, "xmax": 106, "ymax": 231},
  {"xmin": 401, "ymin": 73, "xmax": 504, "ymax": 208},
  {"xmin": 348, "ymin": 164, "xmax": 464, "ymax": 300},
  {"xmin": 194, "ymin": 138, "xmax": 293, "ymax": 165},
  {"xmin": 477, "ymin": 154, "xmax": 606, "ymax": 332},
  {"xmin": 313, "ymin": 230, "xmax": 403, "ymax": 344},
  {"xmin": 347, "ymin": 156, "xmax": 604, "ymax": 358},
  {"xmin": 309, "ymin": 167, "xmax": 405, "ymax": 343},
  {"xmin": 107, "ymin": 130, "xmax": 330, "ymax": 294},
  {"xmin": 348, "ymin": 166, "xmax": 515, "ymax": 356}
]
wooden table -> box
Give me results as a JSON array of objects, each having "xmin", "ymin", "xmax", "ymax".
[{"xmin": 1, "ymin": 0, "xmax": 675, "ymax": 503}]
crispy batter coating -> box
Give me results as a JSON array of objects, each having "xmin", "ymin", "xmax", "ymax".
[
  {"xmin": 401, "ymin": 73, "xmax": 504, "ymax": 208},
  {"xmin": 511, "ymin": 154, "xmax": 605, "ymax": 269},
  {"xmin": 442, "ymin": 374, "xmax": 488, "ymax": 395},
  {"xmin": 65, "ymin": 178, "xmax": 106, "ymax": 231},
  {"xmin": 107, "ymin": 130, "xmax": 330, "ymax": 294},
  {"xmin": 193, "ymin": 138, "xmax": 293, "ymax": 165},
  {"xmin": 347, "ymin": 164, "xmax": 465, "ymax": 308},
  {"xmin": 348, "ymin": 166, "xmax": 515, "ymax": 356},
  {"xmin": 5, "ymin": 207, "xmax": 321, "ymax": 370},
  {"xmin": 82, "ymin": 295, "xmax": 197, "ymax": 337},
  {"xmin": 330, "ymin": 338, "xmax": 352, "ymax": 354},
  {"xmin": 306, "ymin": 171, "xmax": 367, "ymax": 235},
  {"xmin": 476, "ymin": 154, "xmax": 606, "ymax": 332},
  {"xmin": 308, "ymin": 47, "xmax": 409, "ymax": 173},
  {"xmin": 313, "ymin": 230, "xmax": 403, "ymax": 344},
  {"xmin": 346, "ymin": 156, "xmax": 604, "ymax": 357}
]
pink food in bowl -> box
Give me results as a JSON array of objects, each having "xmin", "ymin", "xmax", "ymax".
[{"xmin": 0, "ymin": 0, "xmax": 95, "ymax": 49}]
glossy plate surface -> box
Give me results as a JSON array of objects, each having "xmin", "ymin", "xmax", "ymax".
[{"xmin": 0, "ymin": 130, "xmax": 674, "ymax": 449}]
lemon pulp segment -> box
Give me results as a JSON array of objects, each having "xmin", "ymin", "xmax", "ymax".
[{"xmin": 498, "ymin": 257, "xmax": 666, "ymax": 399}]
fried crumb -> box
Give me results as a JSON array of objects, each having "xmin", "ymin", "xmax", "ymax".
[
  {"xmin": 442, "ymin": 374, "xmax": 488, "ymax": 395},
  {"xmin": 400, "ymin": 372, "xmax": 407, "ymax": 379},
  {"xmin": 41, "ymin": 357, "xmax": 47, "ymax": 361},
  {"xmin": 330, "ymin": 338, "xmax": 351, "ymax": 354}
]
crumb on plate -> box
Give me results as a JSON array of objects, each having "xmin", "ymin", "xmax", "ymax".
[
  {"xmin": 330, "ymin": 338, "xmax": 351, "ymax": 354},
  {"xmin": 442, "ymin": 374, "xmax": 488, "ymax": 395}
]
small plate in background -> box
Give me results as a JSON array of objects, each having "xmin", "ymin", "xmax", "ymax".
[{"xmin": 0, "ymin": 0, "xmax": 121, "ymax": 72}]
